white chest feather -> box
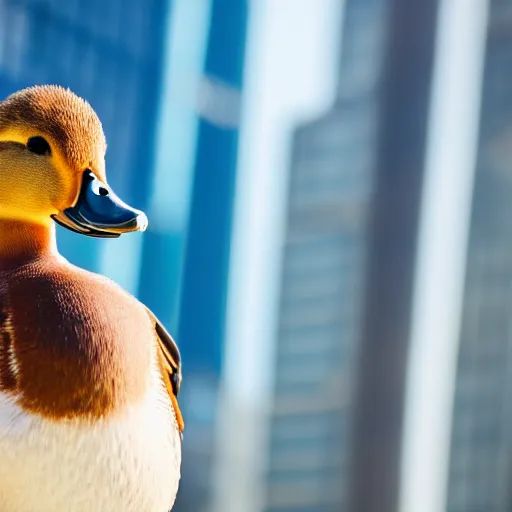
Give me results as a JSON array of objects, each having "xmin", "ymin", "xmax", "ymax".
[{"xmin": 0, "ymin": 378, "xmax": 181, "ymax": 512}]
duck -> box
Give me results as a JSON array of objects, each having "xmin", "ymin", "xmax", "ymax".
[{"xmin": 0, "ymin": 85, "xmax": 183, "ymax": 512}]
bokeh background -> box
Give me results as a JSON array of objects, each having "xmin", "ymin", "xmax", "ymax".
[{"xmin": 0, "ymin": 0, "xmax": 508, "ymax": 511}]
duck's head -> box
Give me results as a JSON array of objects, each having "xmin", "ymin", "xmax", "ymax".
[{"xmin": 0, "ymin": 85, "xmax": 147, "ymax": 238}]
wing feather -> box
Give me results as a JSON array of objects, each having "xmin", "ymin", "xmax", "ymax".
[{"xmin": 146, "ymin": 308, "xmax": 184, "ymax": 434}]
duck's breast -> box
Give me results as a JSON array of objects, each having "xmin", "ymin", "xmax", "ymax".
[{"xmin": 0, "ymin": 372, "xmax": 181, "ymax": 512}]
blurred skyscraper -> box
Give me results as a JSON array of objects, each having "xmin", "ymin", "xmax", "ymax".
[
  {"xmin": 169, "ymin": 1, "xmax": 247, "ymax": 510},
  {"xmin": 263, "ymin": 0, "xmax": 388, "ymax": 510},
  {"xmin": 264, "ymin": 0, "xmax": 439, "ymax": 511},
  {"xmin": 347, "ymin": 1, "xmax": 440, "ymax": 511},
  {"xmin": 446, "ymin": 3, "xmax": 512, "ymax": 511}
]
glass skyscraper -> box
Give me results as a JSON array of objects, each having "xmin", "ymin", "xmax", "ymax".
[
  {"xmin": 447, "ymin": 2, "xmax": 512, "ymax": 511},
  {"xmin": 263, "ymin": 1, "xmax": 388, "ymax": 510},
  {"xmin": 264, "ymin": 0, "xmax": 440, "ymax": 511},
  {"xmin": 172, "ymin": 1, "xmax": 248, "ymax": 509}
]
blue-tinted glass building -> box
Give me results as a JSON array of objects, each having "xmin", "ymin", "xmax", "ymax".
[
  {"xmin": 447, "ymin": 3, "xmax": 512, "ymax": 511},
  {"xmin": 170, "ymin": 1, "xmax": 248, "ymax": 509},
  {"xmin": 264, "ymin": 0, "xmax": 439, "ymax": 511},
  {"xmin": 263, "ymin": 1, "xmax": 388, "ymax": 509}
]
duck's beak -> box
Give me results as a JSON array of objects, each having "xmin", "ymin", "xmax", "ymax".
[{"xmin": 52, "ymin": 171, "xmax": 148, "ymax": 238}]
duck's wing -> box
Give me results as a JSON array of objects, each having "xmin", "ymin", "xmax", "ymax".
[{"xmin": 145, "ymin": 307, "xmax": 184, "ymax": 435}]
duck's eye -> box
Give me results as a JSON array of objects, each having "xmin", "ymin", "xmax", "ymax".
[{"xmin": 27, "ymin": 136, "xmax": 51, "ymax": 156}]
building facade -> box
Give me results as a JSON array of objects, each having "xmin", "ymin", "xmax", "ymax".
[
  {"xmin": 447, "ymin": 2, "xmax": 512, "ymax": 511},
  {"xmin": 263, "ymin": 1, "xmax": 389, "ymax": 510},
  {"xmin": 264, "ymin": 0, "xmax": 441, "ymax": 511},
  {"xmin": 164, "ymin": 1, "xmax": 248, "ymax": 510}
]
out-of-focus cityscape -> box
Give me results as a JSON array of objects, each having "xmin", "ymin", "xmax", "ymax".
[{"xmin": 0, "ymin": 0, "xmax": 509, "ymax": 511}]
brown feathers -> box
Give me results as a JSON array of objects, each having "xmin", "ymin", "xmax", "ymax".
[{"xmin": 0, "ymin": 257, "xmax": 152, "ymax": 420}]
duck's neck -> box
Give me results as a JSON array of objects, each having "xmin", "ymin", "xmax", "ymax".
[{"xmin": 0, "ymin": 220, "xmax": 58, "ymax": 271}]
